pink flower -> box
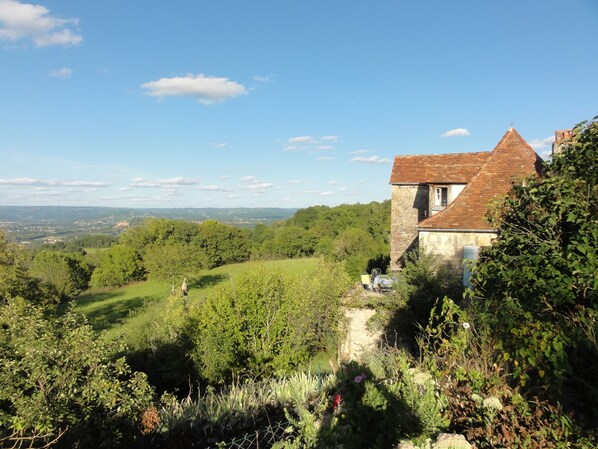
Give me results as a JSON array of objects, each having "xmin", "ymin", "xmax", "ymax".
[{"xmin": 354, "ymin": 373, "xmax": 367, "ymax": 384}]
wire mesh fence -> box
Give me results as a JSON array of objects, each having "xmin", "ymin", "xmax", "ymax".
[{"xmin": 207, "ymin": 420, "xmax": 295, "ymax": 449}]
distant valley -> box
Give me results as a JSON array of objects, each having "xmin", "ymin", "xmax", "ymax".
[{"xmin": 0, "ymin": 206, "xmax": 297, "ymax": 244}]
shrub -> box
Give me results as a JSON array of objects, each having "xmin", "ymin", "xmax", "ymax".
[
  {"xmin": 0, "ymin": 299, "xmax": 154, "ymax": 448},
  {"xmin": 30, "ymin": 250, "xmax": 91, "ymax": 300},
  {"xmin": 90, "ymin": 244, "xmax": 144, "ymax": 288},
  {"xmin": 189, "ymin": 260, "xmax": 350, "ymax": 383}
]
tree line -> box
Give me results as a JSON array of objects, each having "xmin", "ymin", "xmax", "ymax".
[{"xmin": 15, "ymin": 200, "xmax": 389, "ymax": 300}]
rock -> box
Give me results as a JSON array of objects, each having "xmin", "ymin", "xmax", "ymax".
[{"xmin": 432, "ymin": 433, "xmax": 472, "ymax": 449}]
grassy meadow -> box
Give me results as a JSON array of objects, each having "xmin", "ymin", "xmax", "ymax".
[{"xmin": 69, "ymin": 257, "xmax": 320, "ymax": 343}]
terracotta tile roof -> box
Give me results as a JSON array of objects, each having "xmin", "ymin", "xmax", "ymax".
[
  {"xmin": 418, "ymin": 128, "xmax": 543, "ymax": 230},
  {"xmin": 389, "ymin": 152, "xmax": 490, "ymax": 184}
]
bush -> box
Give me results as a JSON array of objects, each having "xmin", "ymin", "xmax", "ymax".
[
  {"xmin": 0, "ymin": 299, "xmax": 154, "ymax": 448},
  {"xmin": 30, "ymin": 250, "xmax": 90, "ymax": 300},
  {"xmin": 471, "ymin": 117, "xmax": 598, "ymax": 420},
  {"xmin": 90, "ymin": 244, "xmax": 144, "ymax": 288},
  {"xmin": 190, "ymin": 260, "xmax": 350, "ymax": 382}
]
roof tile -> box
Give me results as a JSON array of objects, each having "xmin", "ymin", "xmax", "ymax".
[
  {"xmin": 389, "ymin": 152, "xmax": 490, "ymax": 184},
  {"xmin": 417, "ymin": 128, "xmax": 543, "ymax": 230}
]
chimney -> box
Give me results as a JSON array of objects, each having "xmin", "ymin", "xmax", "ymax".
[{"xmin": 552, "ymin": 129, "xmax": 573, "ymax": 157}]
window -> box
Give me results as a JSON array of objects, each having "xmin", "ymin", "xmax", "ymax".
[{"xmin": 434, "ymin": 187, "xmax": 448, "ymax": 207}]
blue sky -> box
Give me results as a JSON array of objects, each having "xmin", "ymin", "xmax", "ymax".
[{"xmin": 1, "ymin": 0, "xmax": 597, "ymax": 209}]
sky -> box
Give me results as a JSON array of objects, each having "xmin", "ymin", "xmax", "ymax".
[{"xmin": 1, "ymin": 0, "xmax": 597, "ymax": 209}]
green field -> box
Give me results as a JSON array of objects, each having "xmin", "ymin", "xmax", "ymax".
[{"xmin": 70, "ymin": 257, "xmax": 320, "ymax": 343}]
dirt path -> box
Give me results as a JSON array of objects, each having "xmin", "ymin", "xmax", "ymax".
[{"xmin": 338, "ymin": 307, "xmax": 383, "ymax": 362}]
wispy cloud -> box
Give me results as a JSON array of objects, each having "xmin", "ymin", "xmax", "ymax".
[
  {"xmin": 240, "ymin": 175, "xmax": 274, "ymax": 192},
  {"xmin": 441, "ymin": 128, "xmax": 471, "ymax": 137},
  {"xmin": 528, "ymin": 136, "xmax": 554, "ymax": 150},
  {"xmin": 283, "ymin": 135, "xmax": 340, "ymax": 152},
  {"xmin": 288, "ymin": 179, "xmax": 302, "ymax": 184},
  {"xmin": 50, "ymin": 67, "xmax": 72, "ymax": 78},
  {"xmin": 198, "ymin": 185, "xmax": 232, "ymax": 192},
  {"xmin": 141, "ymin": 73, "xmax": 247, "ymax": 104},
  {"xmin": 0, "ymin": 177, "xmax": 107, "ymax": 187},
  {"xmin": 349, "ymin": 156, "xmax": 391, "ymax": 164},
  {"xmin": 288, "ymin": 136, "xmax": 314, "ymax": 144},
  {"xmin": 0, "ymin": 0, "xmax": 82, "ymax": 47},
  {"xmin": 253, "ymin": 74, "xmax": 273, "ymax": 83},
  {"xmin": 317, "ymin": 156, "xmax": 334, "ymax": 161},
  {"xmin": 211, "ymin": 142, "xmax": 227, "ymax": 149},
  {"xmin": 350, "ymin": 149, "xmax": 370, "ymax": 155},
  {"xmin": 529, "ymin": 135, "xmax": 555, "ymax": 160},
  {"xmin": 130, "ymin": 177, "xmax": 200, "ymax": 188}
]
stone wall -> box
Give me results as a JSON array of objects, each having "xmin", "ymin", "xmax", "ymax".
[
  {"xmin": 390, "ymin": 184, "xmax": 429, "ymax": 271},
  {"xmin": 419, "ymin": 230, "xmax": 496, "ymax": 273}
]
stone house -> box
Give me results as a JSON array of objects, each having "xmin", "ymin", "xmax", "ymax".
[{"xmin": 389, "ymin": 128, "xmax": 543, "ymax": 275}]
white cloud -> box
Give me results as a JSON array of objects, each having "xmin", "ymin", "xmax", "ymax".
[
  {"xmin": 155, "ymin": 177, "xmax": 199, "ymax": 185},
  {"xmin": 130, "ymin": 177, "xmax": 199, "ymax": 188},
  {"xmin": 321, "ymin": 135, "xmax": 339, "ymax": 142},
  {"xmin": 141, "ymin": 73, "xmax": 247, "ymax": 104},
  {"xmin": 246, "ymin": 182, "xmax": 273, "ymax": 190},
  {"xmin": 0, "ymin": 177, "xmax": 107, "ymax": 187},
  {"xmin": 315, "ymin": 145, "xmax": 334, "ymax": 151},
  {"xmin": 288, "ymin": 136, "xmax": 314, "ymax": 144},
  {"xmin": 283, "ymin": 145, "xmax": 301, "ymax": 152},
  {"xmin": 198, "ymin": 185, "xmax": 232, "ymax": 192},
  {"xmin": 239, "ymin": 175, "xmax": 274, "ymax": 192},
  {"xmin": 0, "ymin": 0, "xmax": 82, "ymax": 47},
  {"xmin": 317, "ymin": 156, "xmax": 334, "ymax": 161},
  {"xmin": 350, "ymin": 156, "xmax": 391, "ymax": 164},
  {"xmin": 441, "ymin": 128, "xmax": 471, "ymax": 137},
  {"xmin": 211, "ymin": 142, "xmax": 227, "ymax": 149},
  {"xmin": 50, "ymin": 67, "xmax": 72, "ymax": 78},
  {"xmin": 253, "ymin": 74, "xmax": 273, "ymax": 83},
  {"xmin": 328, "ymin": 181, "xmax": 338, "ymax": 185},
  {"xmin": 528, "ymin": 136, "xmax": 554, "ymax": 150},
  {"xmin": 288, "ymin": 179, "xmax": 302, "ymax": 184},
  {"xmin": 350, "ymin": 149, "xmax": 371, "ymax": 154},
  {"xmin": 319, "ymin": 191, "xmax": 334, "ymax": 196}
]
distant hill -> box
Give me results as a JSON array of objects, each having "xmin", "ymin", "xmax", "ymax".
[{"xmin": 0, "ymin": 206, "xmax": 297, "ymax": 243}]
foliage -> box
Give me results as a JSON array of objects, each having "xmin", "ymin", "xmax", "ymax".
[
  {"xmin": 194, "ymin": 220, "xmax": 251, "ymax": 268},
  {"xmin": 281, "ymin": 350, "xmax": 448, "ymax": 449},
  {"xmin": 257, "ymin": 201, "xmax": 391, "ymax": 271},
  {"xmin": 371, "ymin": 248, "xmax": 462, "ymax": 355},
  {"xmin": 142, "ymin": 241, "xmax": 207, "ymax": 282},
  {"xmin": 152, "ymin": 371, "xmax": 334, "ymax": 447},
  {"xmin": 471, "ymin": 117, "xmax": 598, "ymax": 416},
  {"xmin": 190, "ymin": 260, "xmax": 350, "ymax": 382},
  {"xmin": 90, "ymin": 244, "xmax": 144, "ymax": 288},
  {"xmin": 0, "ymin": 232, "xmax": 51, "ymax": 305},
  {"xmin": 74, "ymin": 234, "xmax": 118, "ymax": 249},
  {"xmin": 119, "ymin": 218, "xmax": 200, "ymax": 256},
  {"xmin": 261, "ymin": 226, "xmax": 315, "ymax": 259},
  {"xmin": 418, "ymin": 297, "xmax": 593, "ymax": 448},
  {"xmin": 0, "ymin": 299, "xmax": 154, "ymax": 448},
  {"xmin": 30, "ymin": 250, "xmax": 91, "ymax": 300}
]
